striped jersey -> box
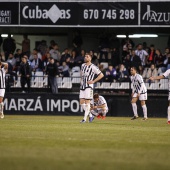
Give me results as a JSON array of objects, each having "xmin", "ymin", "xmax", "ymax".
[
  {"xmin": 163, "ymin": 69, "xmax": 170, "ymax": 91},
  {"xmin": 135, "ymin": 49, "xmax": 148, "ymax": 66},
  {"xmin": 90, "ymin": 96, "xmax": 108, "ymax": 111},
  {"xmin": 80, "ymin": 63, "xmax": 101, "ymax": 90},
  {"xmin": 130, "ymin": 73, "xmax": 147, "ymax": 94},
  {"xmin": 0, "ymin": 67, "xmax": 6, "ymax": 89}
]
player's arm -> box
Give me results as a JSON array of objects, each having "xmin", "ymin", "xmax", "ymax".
[
  {"xmin": 130, "ymin": 77, "xmax": 135, "ymax": 97},
  {"xmin": 88, "ymin": 72, "xmax": 104, "ymax": 84},
  {"xmin": 1, "ymin": 62, "xmax": 8, "ymax": 72},
  {"xmin": 149, "ymin": 75, "xmax": 164, "ymax": 81},
  {"xmin": 137, "ymin": 76, "xmax": 146, "ymax": 95},
  {"xmin": 93, "ymin": 103, "xmax": 106, "ymax": 109}
]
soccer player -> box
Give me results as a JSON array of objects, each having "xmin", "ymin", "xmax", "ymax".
[
  {"xmin": 0, "ymin": 61, "xmax": 8, "ymax": 119},
  {"xmin": 130, "ymin": 67, "xmax": 148, "ymax": 120},
  {"xmin": 80, "ymin": 53, "xmax": 104, "ymax": 123},
  {"xmin": 90, "ymin": 93, "xmax": 108, "ymax": 121},
  {"xmin": 150, "ymin": 69, "xmax": 170, "ymax": 124}
]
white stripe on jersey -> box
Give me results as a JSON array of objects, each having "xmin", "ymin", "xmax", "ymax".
[
  {"xmin": 90, "ymin": 96, "xmax": 108, "ymax": 110},
  {"xmin": 0, "ymin": 68, "xmax": 6, "ymax": 89},
  {"xmin": 80, "ymin": 63, "xmax": 101, "ymax": 90},
  {"xmin": 130, "ymin": 74, "xmax": 147, "ymax": 94},
  {"xmin": 163, "ymin": 69, "xmax": 170, "ymax": 91}
]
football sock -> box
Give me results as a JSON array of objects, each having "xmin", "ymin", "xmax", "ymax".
[
  {"xmin": 83, "ymin": 103, "xmax": 90, "ymax": 121},
  {"xmin": 132, "ymin": 103, "xmax": 138, "ymax": 116},
  {"xmin": 142, "ymin": 105, "xmax": 147, "ymax": 118},
  {"xmin": 168, "ymin": 106, "xmax": 170, "ymax": 121},
  {"xmin": 0, "ymin": 102, "xmax": 3, "ymax": 113},
  {"xmin": 81, "ymin": 103, "xmax": 86, "ymax": 111}
]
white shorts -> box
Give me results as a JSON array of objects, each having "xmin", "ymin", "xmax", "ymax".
[
  {"xmin": 0, "ymin": 89, "xmax": 5, "ymax": 98},
  {"xmin": 91, "ymin": 108, "xmax": 108, "ymax": 116},
  {"xmin": 79, "ymin": 88, "xmax": 93, "ymax": 100},
  {"xmin": 133, "ymin": 92, "xmax": 147, "ymax": 101}
]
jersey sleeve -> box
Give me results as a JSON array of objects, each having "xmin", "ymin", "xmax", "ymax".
[
  {"xmin": 93, "ymin": 65, "xmax": 101, "ymax": 75},
  {"xmin": 130, "ymin": 76, "xmax": 135, "ymax": 93},
  {"xmin": 90, "ymin": 99, "xmax": 94, "ymax": 105},
  {"xmin": 163, "ymin": 69, "xmax": 170, "ymax": 78},
  {"xmin": 138, "ymin": 75, "xmax": 145, "ymax": 94},
  {"xmin": 100, "ymin": 96, "xmax": 106, "ymax": 105},
  {"xmin": 138, "ymin": 75, "xmax": 144, "ymax": 84}
]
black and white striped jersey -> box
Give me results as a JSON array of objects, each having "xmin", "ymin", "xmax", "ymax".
[
  {"xmin": 163, "ymin": 69, "xmax": 170, "ymax": 91},
  {"xmin": 80, "ymin": 63, "xmax": 101, "ymax": 90},
  {"xmin": 0, "ymin": 68, "xmax": 6, "ymax": 89},
  {"xmin": 130, "ymin": 73, "xmax": 147, "ymax": 94},
  {"xmin": 90, "ymin": 96, "xmax": 108, "ymax": 110},
  {"xmin": 135, "ymin": 50, "xmax": 148, "ymax": 66}
]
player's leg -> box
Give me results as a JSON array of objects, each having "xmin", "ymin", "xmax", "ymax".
[
  {"xmin": 141, "ymin": 100, "xmax": 148, "ymax": 120},
  {"xmin": 83, "ymin": 99, "xmax": 91, "ymax": 122},
  {"xmin": 167, "ymin": 99, "xmax": 170, "ymax": 124},
  {"xmin": 100, "ymin": 108, "xmax": 108, "ymax": 120},
  {"xmin": 79, "ymin": 90, "xmax": 86, "ymax": 123},
  {"xmin": 80, "ymin": 90, "xmax": 86, "ymax": 111},
  {"xmin": 79, "ymin": 88, "xmax": 93, "ymax": 123},
  {"xmin": 90, "ymin": 109, "xmax": 102, "ymax": 119},
  {"xmin": 131, "ymin": 93, "xmax": 138, "ymax": 120},
  {"xmin": 79, "ymin": 89, "xmax": 92, "ymax": 123},
  {"xmin": 0, "ymin": 89, "xmax": 5, "ymax": 119},
  {"xmin": 139, "ymin": 93, "xmax": 148, "ymax": 120}
]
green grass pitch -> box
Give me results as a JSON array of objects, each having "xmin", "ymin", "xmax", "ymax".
[{"xmin": 0, "ymin": 115, "xmax": 170, "ymax": 170}]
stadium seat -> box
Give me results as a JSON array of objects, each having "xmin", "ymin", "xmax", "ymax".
[
  {"xmin": 160, "ymin": 79, "xmax": 168, "ymax": 84},
  {"xmin": 111, "ymin": 82, "xmax": 120, "ymax": 89},
  {"xmin": 145, "ymin": 83, "xmax": 150, "ymax": 89},
  {"xmin": 62, "ymin": 77, "xmax": 71, "ymax": 83},
  {"xmin": 159, "ymin": 83, "xmax": 168, "ymax": 90},
  {"xmin": 61, "ymin": 82, "xmax": 72, "ymax": 89},
  {"xmin": 100, "ymin": 82, "xmax": 111, "ymax": 89},
  {"xmin": 95, "ymin": 82, "xmax": 101, "ymax": 89},
  {"xmin": 157, "ymin": 68, "xmax": 162, "ymax": 75},
  {"xmin": 57, "ymin": 77, "xmax": 62, "ymax": 84},
  {"xmin": 72, "ymin": 77, "xmax": 81, "ymax": 83},
  {"xmin": 71, "ymin": 66, "xmax": 80, "ymax": 73},
  {"xmin": 72, "ymin": 72, "xmax": 81, "ymax": 77},
  {"xmin": 58, "ymin": 82, "xmax": 63, "ymax": 88},
  {"xmin": 120, "ymin": 82, "xmax": 130, "ymax": 89},
  {"xmin": 100, "ymin": 62, "xmax": 108, "ymax": 69},
  {"xmin": 149, "ymin": 83, "xmax": 160, "ymax": 90}
]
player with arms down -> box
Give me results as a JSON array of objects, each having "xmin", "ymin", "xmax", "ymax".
[{"xmin": 130, "ymin": 67, "xmax": 148, "ymax": 120}]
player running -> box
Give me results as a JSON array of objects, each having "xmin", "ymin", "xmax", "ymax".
[
  {"xmin": 150, "ymin": 69, "xmax": 170, "ymax": 124},
  {"xmin": 79, "ymin": 53, "xmax": 104, "ymax": 123},
  {"xmin": 130, "ymin": 67, "xmax": 148, "ymax": 120}
]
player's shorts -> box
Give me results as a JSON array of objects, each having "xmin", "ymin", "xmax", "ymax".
[
  {"xmin": 0, "ymin": 89, "xmax": 5, "ymax": 98},
  {"xmin": 133, "ymin": 92, "xmax": 147, "ymax": 101},
  {"xmin": 79, "ymin": 88, "xmax": 93, "ymax": 100}
]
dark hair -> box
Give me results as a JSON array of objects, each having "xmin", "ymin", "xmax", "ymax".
[
  {"xmin": 16, "ymin": 49, "xmax": 21, "ymax": 53},
  {"xmin": 85, "ymin": 52, "xmax": 92, "ymax": 58},
  {"xmin": 49, "ymin": 57, "xmax": 54, "ymax": 60},
  {"xmin": 131, "ymin": 66, "xmax": 137, "ymax": 71},
  {"xmin": 93, "ymin": 93, "xmax": 99, "ymax": 99}
]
